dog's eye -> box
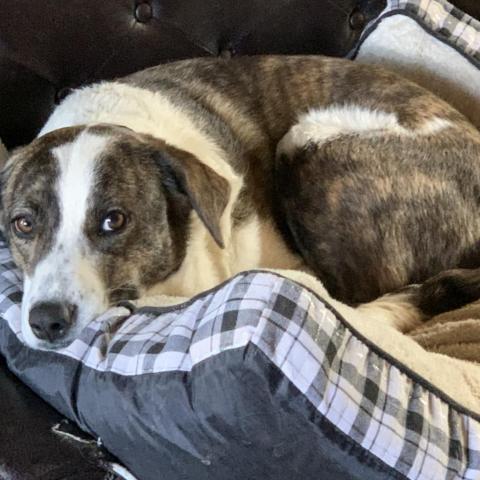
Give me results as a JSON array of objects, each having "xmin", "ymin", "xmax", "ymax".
[
  {"xmin": 101, "ymin": 210, "xmax": 127, "ymax": 234},
  {"xmin": 12, "ymin": 215, "xmax": 35, "ymax": 238}
]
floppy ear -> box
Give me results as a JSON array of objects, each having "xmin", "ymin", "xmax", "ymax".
[{"xmin": 155, "ymin": 143, "xmax": 231, "ymax": 248}]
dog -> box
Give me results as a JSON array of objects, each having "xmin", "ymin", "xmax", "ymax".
[{"xmin": 2, "ymin": 55, "xmax": 480, "ymax": 350}]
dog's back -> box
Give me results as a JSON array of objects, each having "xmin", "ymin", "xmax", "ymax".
[
  {"xmin": 276, "ymin": 122, "xmax": 480, "ymax": 303},
  {"xmin": 45, "ymin": 55, "xmax": 480, "ymax": 304}
]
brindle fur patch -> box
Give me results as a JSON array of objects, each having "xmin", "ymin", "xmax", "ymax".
[
  {"xmin": 275, "ymin": 132, "xmax": 480, "ymax": 304},
  {"xmin": 1, "ymin": 128, "xmax": 85, "ymax": 275},
  {"xmin": 85, "ymin": 126, "xmax": 230, "ymax": 304},
  {"xmin": 84, "ymin": 128, "xmax": 190, "ymax": 303}
]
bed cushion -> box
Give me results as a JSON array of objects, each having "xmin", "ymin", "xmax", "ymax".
[{"xmin": 1, "ymin": 234, "xmax": 480, "ymax": 480}]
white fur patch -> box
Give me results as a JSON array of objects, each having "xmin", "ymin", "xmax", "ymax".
[
  {"xmin": 418, "ymin": 116, "xmax": 452, "ymax": 135},
  {"xmin": 21, "ymin": 132, "xmax": 109, "ymax": 348},
  {"xmin": 55, "ymin": 132, "xmax": 103, "ymax": 243},
  {"xmin": 147, "ymin": 214, "xmax": 306, "ymax": 299},
  {"xmin": 277, "ymin": 105, "xmax": 452, "ymax": 156},
  {"xmin": 152, "ymin": 213, "xmax": 229, "ymax": 298}
]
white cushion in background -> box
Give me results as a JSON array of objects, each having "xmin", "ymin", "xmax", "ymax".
[{"xmin": 355, "ymin": 14, "xmax": 480, "ymax": 128}]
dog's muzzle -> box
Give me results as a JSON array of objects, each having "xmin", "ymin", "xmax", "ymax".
[{"xmin": 28, "ymin": 301, "xmax": 78, "ymax": 344}]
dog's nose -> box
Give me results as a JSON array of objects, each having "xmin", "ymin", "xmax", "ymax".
[{"xmin": 28, "ymin": 302, "xmax": 77, "ymax": 343}]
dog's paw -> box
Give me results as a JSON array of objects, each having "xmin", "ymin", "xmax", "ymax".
[{"xmin": 418, "ymin": 268, "xmax": 480, "ymax": 316}]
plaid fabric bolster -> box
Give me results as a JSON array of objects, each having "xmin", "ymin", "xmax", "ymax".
[{"xmin": 360, "ymin": 0, "xmax": 480, "ymax": 64}]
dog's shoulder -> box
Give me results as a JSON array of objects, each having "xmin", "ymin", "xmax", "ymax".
[{"xmin": 39, "ymin": 81, "xmax": 157, "ymax": 136}]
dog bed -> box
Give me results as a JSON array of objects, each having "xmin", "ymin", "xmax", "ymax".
[
  {"xmin": 1, "ymin": 1, "xmax": 480, "ymax": 479},
  {"xmin": 1, "ymin": 238, "xmax": 480, "ymax": 480}
]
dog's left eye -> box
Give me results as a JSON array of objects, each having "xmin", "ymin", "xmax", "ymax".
[
  {"xmin": 12, "ymin": 215, "xmax": 35, "ymax": 238},
  {"xmin": 101, "ymin": 210, "xmax": 127, "ymax": 234}
]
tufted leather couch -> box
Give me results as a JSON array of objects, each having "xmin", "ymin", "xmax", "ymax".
[
  {"xmin": 2, "ymin": 0, "xmax": 389, "ymax": 149},
  {"xmin": 0, "ymin": 1, "xmax": 479, "ymax": 478}
]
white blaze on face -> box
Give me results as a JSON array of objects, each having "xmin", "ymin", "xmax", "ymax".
[{"xmin": 21, "ymin": 131, "xmax": 110, "ymax": 348}]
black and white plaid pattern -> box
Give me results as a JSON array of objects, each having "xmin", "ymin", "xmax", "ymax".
[
  {"xmin": 0, "ymin": 239, "xmax": 479, "ymax": 479},
  {"xmin": 368, "ymin": 0, "xmax": 480, "ymax": 64}
]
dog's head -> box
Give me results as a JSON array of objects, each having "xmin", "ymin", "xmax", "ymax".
[{"xmin": 0, "ymin": 124, "xmax": 230, "ymax": 349}]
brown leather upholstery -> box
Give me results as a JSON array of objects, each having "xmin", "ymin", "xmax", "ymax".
[
  {"xmin": 0, "ymin": 356, "xmax": 113, "ymax": 479},
  {"xmin": 453, "ymin": 0, "xmax": 480, "ymax": 18},
  {"xmin": 0, "ymin": 0, "xmax": 387, "ymax": 149}
]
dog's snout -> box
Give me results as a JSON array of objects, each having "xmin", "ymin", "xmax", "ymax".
[{"xmin": 28, "ymin": 302, "xmax": 77, "ymax": 343}]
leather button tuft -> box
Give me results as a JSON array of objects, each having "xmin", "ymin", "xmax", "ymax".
[
  {"xmin": 135, "ymin": 2, "xmax": 152, "ymax": 23},
  {"xmin": 349, "ymin": 10, "xmax": 366, "ymax": 30}
]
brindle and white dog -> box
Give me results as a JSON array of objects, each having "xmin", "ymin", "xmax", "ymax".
[{"xmin": 3, "ymin": 55, "xmax": 480, "ymax": 350}]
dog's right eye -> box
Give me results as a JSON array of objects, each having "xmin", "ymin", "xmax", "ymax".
[
  {"xmin": 12, "ymin": 215, "xmax": 35, "ymax": 238},
  {"xmin": 100, "ymin": 210, "xmax": 127, "ymax": 235}
]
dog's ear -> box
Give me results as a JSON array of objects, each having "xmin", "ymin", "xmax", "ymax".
[{"xmin": 155, "ymin": 143, "xmax": 231, "ymax": 248}]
